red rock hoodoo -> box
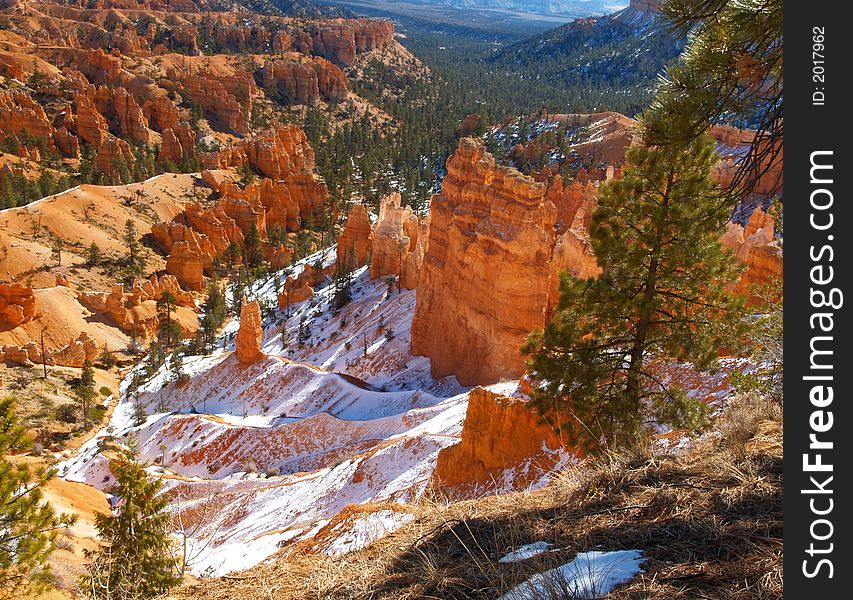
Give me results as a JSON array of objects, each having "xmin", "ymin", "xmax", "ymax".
[
  {"xmin": 235, "ymin": 299, "xmax": 265, "ymax": 364},
  {"xmin": 369, "ymin": 193, "xmax": 428, "ymax": 289},
  {"xmin": 410, "ymin": 139, "xmax": 558, "ymax": 386}
]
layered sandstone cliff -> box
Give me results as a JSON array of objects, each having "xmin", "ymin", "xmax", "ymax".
[
  {"xmin": 170, "ymin": 67, "xmax": 254, "ymax": 135},
  {"xmin": 262, "ymin": 56, "xmax": 348, "ymax": 106},
  {"xmin": 411, "ymin": 139, "xmax": 558, "ymax": 386}
]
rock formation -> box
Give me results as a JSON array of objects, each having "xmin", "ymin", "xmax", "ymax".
[
  {"xmin": 78, "ymin": 275, "xmax": 197, "ymax": 337},
  {"xmin": 0, "ymin": 92, "xmax": 57, "ymax": 152},
  {"xmin": 95, "ymin": 134, "xmax": 135, "ymax": 174},
  {"xmin": 430, "ymin": 387, "xmax": 572, "ymax": 500},
  {"xmin": 106, "ymin": 87, "xmax": 150, "ymax": 144},
  {"xmin": 262, "ymin": 56, "xmax": 348, "ymax": 106},
  {"xmin": 144, "ymin": 95, "xmax": 181, "ymax": 132},
  {"xmin": 723, "ymin": 207, "xmax": 783, "ymax": 298},
  {"xmin": 544, "ymin": 174, "xmax": 599, "ymax": 234},
  {"xmin": 74, "ymin": 92, "xmax": 109, "ymax": 146},
  {"xmin": 201, "ymin": 125, "xmax": 325, "ymax": 183},
  {"xmin": 548, "ymin": 203, "xmax": 601, "ymax": 312},
  {"xmin": 336, "ymin": 203, "xmax": 374, "ymax": 270},
  {"xmin": 411, "ymin": 139, "xmax": 558, "ymax": 386},
  {"xmin": 153, "ymin": 144, "xmax": 328, "ymax": 288},
  {"xmin": 0, "ymin": 283, "xmax": 37, "ymax": 329},
  {"xmin": 310, "ymin": 19, "xmax": 394, "ymax": 66},
  {"xmin": 1, "ymin": 332, "xmax": 98, "ymax": 368},
  {"xmin": 171, "ymin": 68, "xmax": 253, "ymax": 135},
  {"xmin": 235, "ymin": 299, "xmax": 265, "ymax": 363},
  {"xmin": 369, "ymin": 193, "xmax": 428, "ymax": 289},
  {"xmin": 158, "ymin": 122, "xmax": 195, "ymax": 164},
  {"xmin": 165, "ymin": 240, "xmax": 206, "ymax": 292}
]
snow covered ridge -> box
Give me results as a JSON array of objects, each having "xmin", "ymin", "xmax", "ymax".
[{"xmin": 57, "ymin": 248, "xmax": 486, "ymax": 576}]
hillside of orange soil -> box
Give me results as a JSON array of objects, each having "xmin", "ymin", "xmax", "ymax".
[{"xmin": 0, "ymin": 172, "xmax": 208, "ymax": 289}]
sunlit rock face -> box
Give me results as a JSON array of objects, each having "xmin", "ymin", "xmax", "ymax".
[{"xmin": 411, "ymin": 138, "xmax": 559, "ymax": 386}]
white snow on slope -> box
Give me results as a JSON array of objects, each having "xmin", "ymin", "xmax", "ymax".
[
  {"xmin": 500, "ymin": 549, "xmax": 646, "ymax": 600},
  {"xmin": 59, "ymin": 247, "xmax": 483, "ymax": 576},
  {"xmin": 323, "ymin": 510, "xmax": 416, "ymax": 557},
  {"xmin": 58, "ymin": 240, "xmax": 738, "ymax": 578}
]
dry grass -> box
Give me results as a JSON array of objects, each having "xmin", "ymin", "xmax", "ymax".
[{"xmin": 165, "ymin": 414, "xmax": 782, "ymax": 600}]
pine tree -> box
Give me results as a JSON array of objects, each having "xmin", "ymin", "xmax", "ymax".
[
  {"xmin": 197, "ymin": 278, "xmax": 228, "ymax": 351},
  {"xmin": 50, "ymin": 237, "xmax": 63, "ymax": 266},
  {"xmin": 81, "ymin": 444, "xmax": 181, "ymax": 599},
  {"xmin": 523, "ymin": 135, "xmax": 746, "ymax": 452},
  {"xmin": 244, "ymin": 222, "xmax": 262, "ymax": 268},
  {"xmin": 123, "ymin": 219, "xmax": 143, "ymax": 277},
  {"xmin": 129, "ymin": 374, "xmax": 147, "ymax": 427},
  {"xmin": 643, "ymin": 0, "xmax": 782, "ymax": 197},
  {"xmin": 87, "ymin": 242, "xmax": 102, "ymax": 266},
  {"xmin": 225, "ymin": 241, "xmax": 241, "ymax": 270},
  {"xmin": 71, "ymin": 360, "xmax": 97, "ymax": 429},
  {"xmin": 157, "ymin": 291, "xmax": 179, "ymax": 350},
  {"xmin": 333, "ymin": 243, "xmax": 355, "ymax": 310},
  {"xmin": 168, "ymin": 350, "xmax": 185, "ymax": 384},
  {"xmin": 1, "ymin": 398, "xmax": 75, "ymax": 598}
]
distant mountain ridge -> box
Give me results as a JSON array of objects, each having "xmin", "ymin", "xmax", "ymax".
[
  {"xmin": 407, "ymin": 0, "xmax": 628, "ymax": 16},
  {"xmin": 488, "ymin": 0, "xmax": 680, "ymax": 114}
]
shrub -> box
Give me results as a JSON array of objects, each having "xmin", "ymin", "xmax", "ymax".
[
  {"xmin": 718, "ymin": 393, "xmax": 781, "ymax": 456},
  {"xmin": 56, "ymin": 404, "xmax": 78, "ymax": 423}
]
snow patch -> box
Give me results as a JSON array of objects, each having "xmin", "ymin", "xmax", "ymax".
[{"xmin": 500, "ymin": 549, "xmax": 646, "ymax": 600}]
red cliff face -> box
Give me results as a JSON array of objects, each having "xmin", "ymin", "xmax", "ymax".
[
  {"xmin": 158, "ymin": 122, "xmax": 195, "ymax": 164},
  {"xmin": 0, "ymin": 92, "xmax": 57, "ymax": 152},
  {"xmin": 165, "ymin": 240, "xmax": 206, "ymax": 292},
  {"xmin": 309, "ymin": 19, "xmax": 394, "ymax": 66},
  {"xmin": 201, "ymin": 125, "xmax": 323, "ymax": 182},
  {"xmin": 105, "ymin": 86, "xmax": 150, "ymax": 143},
  {"xmin": 199, "ymin": 126, "xmax": 330, "ymax": 222},
  {"xmin": 724, "ymin": 207, "xmax": 783, "ymax": 299},
  {"xmin": 73, "ymin": 92, "xmax": 109, "ymax": 146},
  {"xmin": 171, "ymin": 68, "xmax": 253, "ymax": 136},
  {"xmin": 143, "ymin": 95, "xmax": 181, "ymax": 132},
  {"xmin": 430, "ymin": 387, "xmax": 573, "ymax": 500},
  {"xmin": 411, "ymin": 139, "xmax": 558, "ymax": 386}
]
